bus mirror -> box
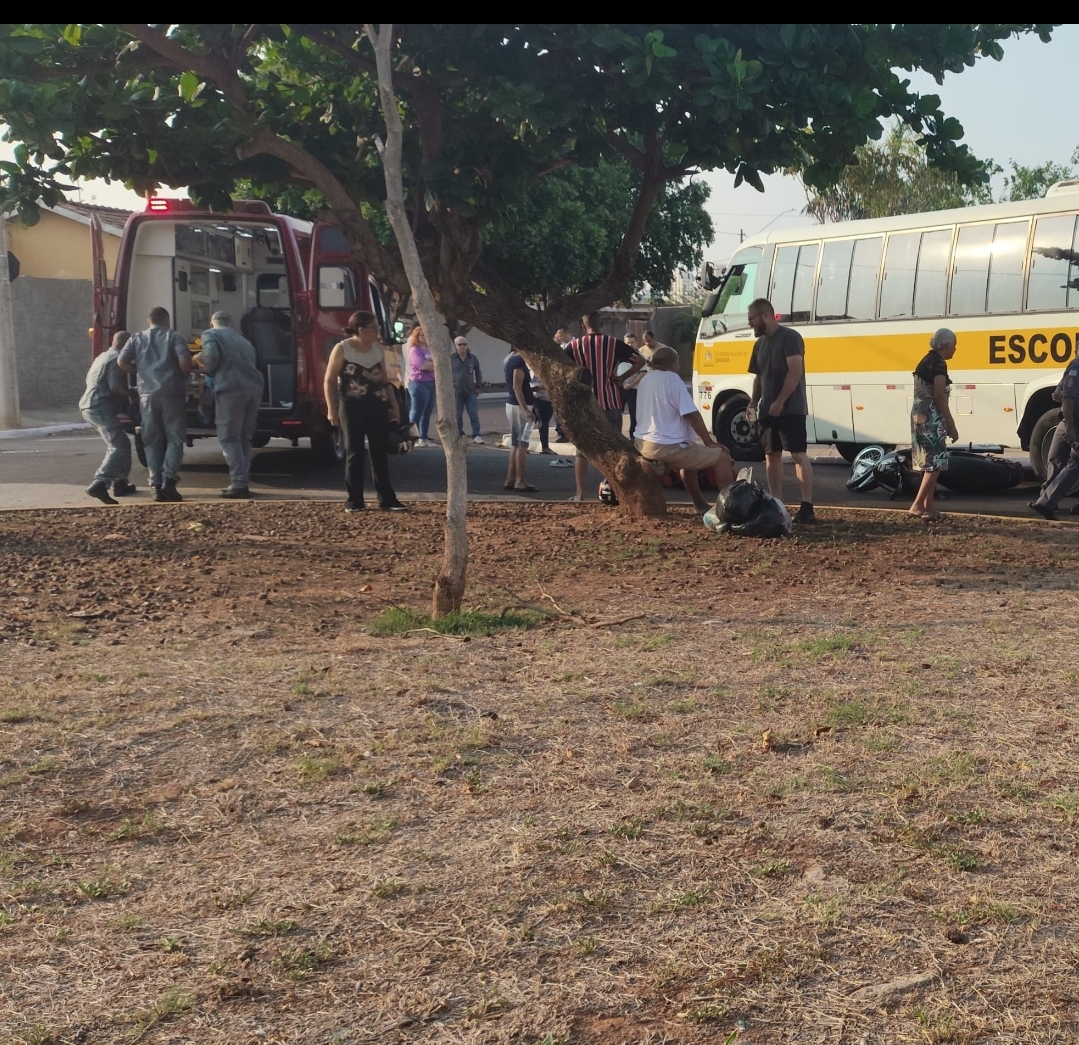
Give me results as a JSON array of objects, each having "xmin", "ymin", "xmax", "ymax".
[
  {"xmin": 701, "ymin": 291, "xmax": 720, "ymax": 318},
  {"xmin": 698, "ymin": 260, "xmax": 719, "ymax": 291}
]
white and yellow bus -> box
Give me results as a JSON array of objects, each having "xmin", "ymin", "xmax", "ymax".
[{"xmin": 694, "ymin": 181, "xmax": 1079, "ymax": 474}]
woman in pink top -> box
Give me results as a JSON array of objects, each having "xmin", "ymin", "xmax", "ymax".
[{"xmin": 406, "ymin": 321, "xmax": 436, "ymax": 446}]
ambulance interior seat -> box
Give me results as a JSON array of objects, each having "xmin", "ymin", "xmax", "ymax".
[
  {"xmin": 241, "ymin": 306, "xmax": 292, "ymax": 365},
  {"xmin": 241, "ymin": 306, "xmax": 294, "ymax": 407}
]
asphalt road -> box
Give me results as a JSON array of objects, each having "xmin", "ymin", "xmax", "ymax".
[{"xmin": 0, "ymin": 403, "xmax": 1051, "ymax": 518}]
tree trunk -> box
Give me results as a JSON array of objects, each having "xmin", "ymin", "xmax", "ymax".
[
  {"xmin": 367, "ymin": 22, "xmax": 468, "ymax": 615},
  {"xmin": 524, "ymin": 347, "xmax": 668, "ymax": 518}
]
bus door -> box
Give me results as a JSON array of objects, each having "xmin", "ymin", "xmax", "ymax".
[
  {"xmin": 811, "ymin": 384, "xmax": 855, "ymax": 444},
  {"xmin": 90, "ymin": 212, "xmax": 116, "ymax": 357}
]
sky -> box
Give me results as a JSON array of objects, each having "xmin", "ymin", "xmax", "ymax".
[{"xmin": 4, "ymin": 24, "xmax": 1077, "ymax": 265}]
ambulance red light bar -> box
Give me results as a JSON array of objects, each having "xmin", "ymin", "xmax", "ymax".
[{"xmin": 145, "ymin": 198, "xmax": 199, "ymax": 213}]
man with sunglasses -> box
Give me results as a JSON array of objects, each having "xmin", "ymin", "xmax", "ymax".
[{"xmin": 747, "ymin": 298, "xmax": 815, "ymax": 523}]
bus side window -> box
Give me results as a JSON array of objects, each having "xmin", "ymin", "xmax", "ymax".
[
  {"xmin": 847, "ymin": 237, "xmax": 882, "ymax": 320},
  {"xmin": 816, "ymin": 240, "xmax": 853, "ymax": 321},
  {"xmin": 1027, "ymin": 214, "xmax": 1079, "ymax": 312},
  {"xmin": 879, "ymin": 232, "xmax": 919, "ymax": 319},
  {"xmin": 986, "ymin": 220, "xmax": 1028, "ymax": 314},
  {"xmin": 913, "ymin": 229, "xmax": 953, "ymax": 318},
  {"xmin": 790, "ymin": 243, "xmax": 818, "ymax": 323},
  {"xmin": 770, "ymin": 243, "xmax": 818, "ymax": 323},
  {"xmin": 950, "ymin": 225, "xmax": 993, "ymax": 315},
  {"xmin": 770, "ymin": 245, "xmax": 798, "ymax": 318}
]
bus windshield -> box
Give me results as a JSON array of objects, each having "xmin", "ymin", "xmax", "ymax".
[{"xmin": 705, "ymin": 246, "xmax": 762, "ymax": 335}]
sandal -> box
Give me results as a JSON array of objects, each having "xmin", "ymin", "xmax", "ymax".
[{"xmin": 513, "ymin": 485, "xmax": 539, "ymax": 493}]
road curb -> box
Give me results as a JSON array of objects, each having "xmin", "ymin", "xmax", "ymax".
[{"xmin": 0, "ymin": 423, "xmax": 92, "ymax": 441}]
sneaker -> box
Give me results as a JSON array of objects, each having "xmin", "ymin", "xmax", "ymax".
[
  {"xmin": 472, "ymin": 436, "xmax": 484, "ymax": 444},
  {"xmin": 158, "ymin": 481, "xmax": 183, "ymax": 503},
  {"xmin": 415, "ymin": 438, "xmax": 429, "ymax": 448},
  {"xmin": 793, "ymin": 505, "xmax": 817, "ymax": 524},
  {"xmin": 539, "ymin": 447, "xmax": 556, "ymax": 454},
  {"xmin": 344, "ymin": 501, "xmax": 365, "ymax": 513},
  {"xmin": 1029, "ymin": 500, "xmax": 1056, "ymax": 520},
  {"xmin": 111, "ymin": 480, "xmax": 137, "ymax": 497},
  {"xmin": 380, "ymin": 501, "xmax": 408, "ymax": 512},
  {"xmin": 220, "ymin": 486, "xmax": 252, "ymax": 499},
  {"xmin": 87, "ymin": 480, "xmax": 118, "ymax": 505}
]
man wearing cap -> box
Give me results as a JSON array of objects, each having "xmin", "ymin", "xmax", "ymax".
[
  {"xmin": 198, "ymin": 311, "xmax": 265, "ymax": 499},
  {"xmin": 118, "ymin": 306, "xmax": 192, "ymax": 502}
]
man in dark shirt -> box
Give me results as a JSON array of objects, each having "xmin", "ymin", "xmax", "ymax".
[
  {"xmin": 503, "ymin": 347, "xmax": 538, "ymax": 492},
  {"xmin": 565, "ymin": 311, "xmax": 644, "ymax": 501},
  {"xmin": 452, "ymin": 335, "xmax": 484, "ymax": 442},
  {"xmin": 747, "ymin": 298, "xmax": 815, "ymax": 523}
]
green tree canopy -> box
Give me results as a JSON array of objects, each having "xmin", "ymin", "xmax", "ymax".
[{"xmin": 239, "ymin": 160, "xmax": 715, "ymax": 306}]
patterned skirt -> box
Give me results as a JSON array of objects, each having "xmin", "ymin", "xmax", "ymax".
[{"xmin": 910, "ymin": 394, "xmax": 949, "ymax": 473}]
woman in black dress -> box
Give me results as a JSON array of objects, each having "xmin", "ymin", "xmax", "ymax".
[{"xmin": 323, "ymin": 310, "xmax": 407, "ymax": 513}]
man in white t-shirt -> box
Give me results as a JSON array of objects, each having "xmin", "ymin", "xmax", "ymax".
[{"xmin": 633, "ymin": 346, "xmax": 733, "ymax": 513}]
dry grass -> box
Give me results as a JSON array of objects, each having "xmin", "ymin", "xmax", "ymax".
[{"xmin": 1, "ymin": 502, "xmax": 1079, "ymax": 1043}]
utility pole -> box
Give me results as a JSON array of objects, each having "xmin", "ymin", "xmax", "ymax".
[
  {"xmin": 739, "ymin": 228, "xmax": 745, "ymax": 243},
  {"xmin": 0, "ymin": 213, "xmax": 20, "ymax": 430}
]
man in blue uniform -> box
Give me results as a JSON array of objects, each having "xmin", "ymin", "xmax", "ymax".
[
  {"xmin": 118, "ymin": 307, "xmax": 191, "ymax": 502},
  {"xmin": 1030, "ymin": 355, "xmax": 1079, "ymax": 520},
  {"xmin": 80, "ymin": 330, "xmax": 136, "ymax": 504},
  {"xmin": 198, "ymin": 311, "xmax": 265, "ymax": 498}
]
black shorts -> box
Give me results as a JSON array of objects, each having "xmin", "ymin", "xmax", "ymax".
[{"xmin": 760, "ymin": 414, "xmax": 808, "ymax": 454}]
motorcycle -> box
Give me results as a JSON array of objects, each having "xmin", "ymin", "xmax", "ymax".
[{"xmin": 847, "ymin": 444, "xmax": 1024, "ymax": 499}]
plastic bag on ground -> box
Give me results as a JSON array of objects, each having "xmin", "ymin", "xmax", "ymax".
[
  {"xmin": 712, "ymin": 480, "xmax": 792, "ymax": 538},
  {"xmin": 715, "ymin": 479, "xmax": 763, "ymax": 526}
]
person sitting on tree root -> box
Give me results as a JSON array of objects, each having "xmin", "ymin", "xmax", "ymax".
[
  {"xmin": 633, "ymin": 346, "xmax": 734, "ymax": 513},
  {"xmin": 565, "ymin": 311, "xmax": 644, "ymax": 501}
]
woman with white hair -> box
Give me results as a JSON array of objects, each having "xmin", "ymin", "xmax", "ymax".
[{"xmin": 909, "ymin": 327, "xmax": 959, "ymax": 519}]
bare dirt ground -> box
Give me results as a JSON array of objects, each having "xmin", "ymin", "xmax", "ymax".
[{"xmin": 2, "ymin": 501, "xmax": 1079, "ymax": 1045}]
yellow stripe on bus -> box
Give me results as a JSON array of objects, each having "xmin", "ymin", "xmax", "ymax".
[{"xmin": 696, "ymin": 327, "xmax": 1079, "ymax": 375}]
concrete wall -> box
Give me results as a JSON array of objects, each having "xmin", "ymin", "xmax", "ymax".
[
  {"xmin": 6, "ymin": 211, "xmax": 121, "ymax": 281},
  {"xmin": 11, "ymin": 278, "xmax": 93, "ymax": 410}
]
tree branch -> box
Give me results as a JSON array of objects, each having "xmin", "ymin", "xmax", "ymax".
[
  {"xmin": 549, "ymin": 159, "xmax": 669, "ymax": 324},
  {"xmin": 118, "ymin": 24, "xmax": 226, "ymax": 86},
  {"xmin": 237, "ymin": 129, "xmax": 408, "ymax": 297}
]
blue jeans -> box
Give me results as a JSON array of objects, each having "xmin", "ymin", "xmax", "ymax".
[
  {"xmin": 456, "ymin": 389, "xmax": 481, "ymax": 437},
  {"xmin": 82, "ymin": 406, "xmax": 131, "ymax": 484},
  {"xmin": 140, "ymin": 393, "xmax": 186, "ymax": 486},
  {"xmin": 408, "ymin": 380, "xmax": 436, "ymax": 440}
]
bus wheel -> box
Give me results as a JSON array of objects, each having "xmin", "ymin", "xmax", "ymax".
[
  {"xmin": 714, "ymin": 395, "xmax": 764, "ymax": 461},
  {"xmin": 1029, "ymin": 407, "xmax": 1062, "ymax": 478},
  {"xmin": 134, "ymin": 432, "xmax": 147, "ymax": 468},
  {"xmin": 835, "ymin": 443, "xmax": 868, "ymax": 464},
  {"xmin": 310, "ymin": 430, "xmax": 345, "ymax": 466}
]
